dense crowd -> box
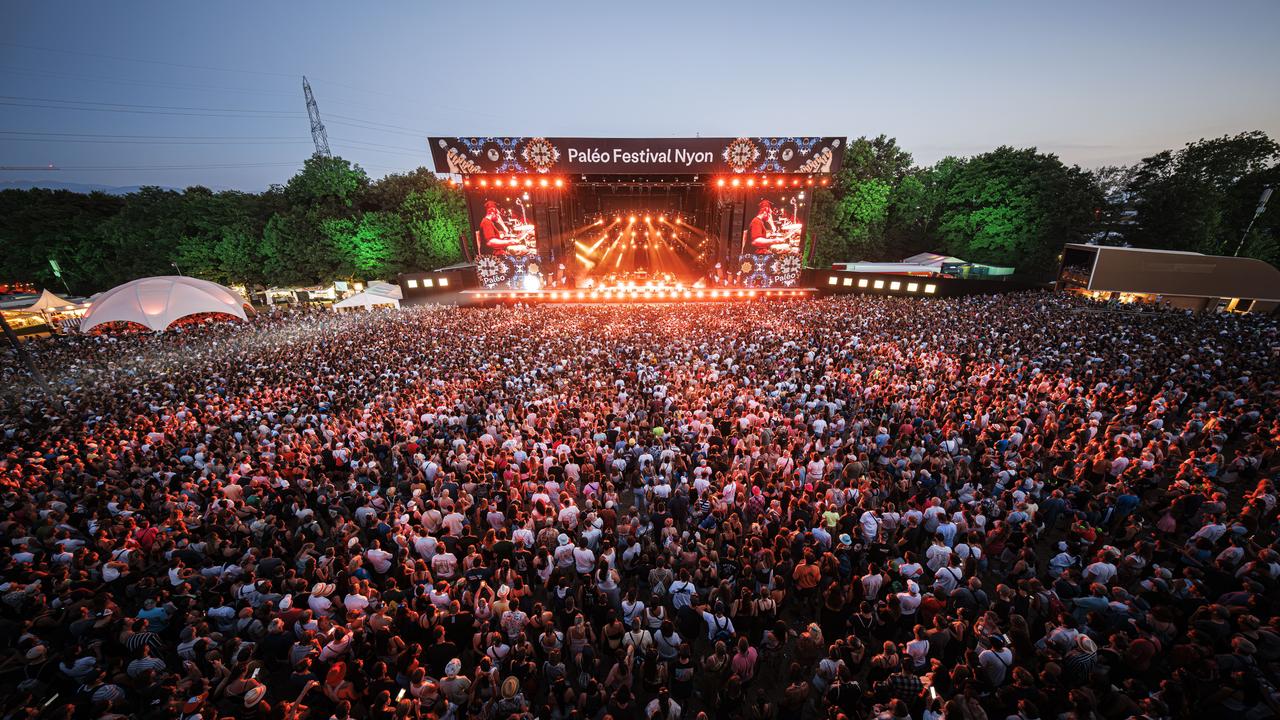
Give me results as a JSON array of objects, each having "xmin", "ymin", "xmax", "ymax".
[{"xmin": 0, "ymin": 293, "xmax": 1278, "ymax": 720}]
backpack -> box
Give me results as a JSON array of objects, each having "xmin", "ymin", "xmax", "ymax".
[{"xmin": 712, "ymin": 615, "xmax": 733, "ymax": 642}]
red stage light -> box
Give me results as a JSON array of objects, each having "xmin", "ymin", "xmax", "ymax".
[
  {"xmin": 628, "ymin": 215, "xmax": 636, "ymax": 223},
  {"xmin": 806, "ymin": 178, "xmax": 814, "ymax": 186},
  {"xmin": 554, "ymin": 178, "xmax": 564, "ymax": 188},
  {"xmin": 539, "ymin": 178, "xmax": 548, "ymax": 188},
  {"xmin": 731, "ymin": 178, "xmax": 741, "ymax": 187},
  {"xmin": 644, "ymin": 215, "xmax": 651, "ymax": 222},
  {"xmin": 776, "ymin": 179, "xmax": 784, "ymax": 187},
  {"xmin": 821, "ymin": 178, "xmax": 829, "ymax": 186},
  {"xmin": 479, "ymin": 179, "xmax": 488, "ymax": 187},
  {"xmin": 792, "ymin": 179, "xmax": 799, "ymax": 186},
  {"xmin": 747, "ymin": 178, "xmax": 756, "ymax": 187},
  {"xmin": 510, "ymin": 176, "xmax": 518, "ymax": 186},
  {"xmin": 717, "ymin": 178, "xmax": 726, "ymax": 187},
  {"xmin": 658, "ymin": 215, "xmax": 666, "ymax": 222}
]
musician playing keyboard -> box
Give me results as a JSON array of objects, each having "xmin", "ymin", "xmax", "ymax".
[
  {"xmin": 749, "ymin": 200, "xmax": 778, "ymax": 253},
  {"xmin": 480, "ymin": 200, "xmax": 515, "ymax": 254}
]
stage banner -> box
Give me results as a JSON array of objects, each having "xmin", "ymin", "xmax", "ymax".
[{"xmin": 429, "ymin": 137, "xmax": 844, "ymax": 175}]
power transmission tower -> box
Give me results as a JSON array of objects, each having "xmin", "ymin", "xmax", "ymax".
[{"xmin": 302, "ymin": 76, "xmax": 331, "ymax": 157}]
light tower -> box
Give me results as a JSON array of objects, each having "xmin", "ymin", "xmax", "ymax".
[{"xmin": 302, "ymin": 76, "xmax": 331, "ymax": 157}]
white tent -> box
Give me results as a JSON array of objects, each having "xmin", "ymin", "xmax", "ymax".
[
  {"xmin": 81, "ymin": 276, "xmax": 251, "ymax": 332},
  {"xmin": 25, "ymin": 289, "xmax": 77, "ymax": 312},
  {"xmin": 333, "ymin": 292, "xmax": 400, "ymax": 310}
]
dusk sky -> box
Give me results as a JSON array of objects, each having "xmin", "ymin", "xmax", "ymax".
[{"xmin": 4, "ymin": 0, "xmax": 1278, "ymax": 191}]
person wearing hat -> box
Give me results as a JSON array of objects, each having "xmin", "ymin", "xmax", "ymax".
[
  {"xmin": 494, "ymin": 675, "xmax": 527, "ymax": 716},
  {"xmin": 1063, "ymin": 634, "xmax": 1099, "ymax": 683}
]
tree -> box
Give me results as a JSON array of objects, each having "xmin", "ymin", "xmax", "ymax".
[
  {"xmin": 934, "ymin": 147, "xmax": 1099, "ymax": 275},
  {"xmin": 809, "ymin": 135, "xmax": 917, "ymax": 265},
  {"xmin": 1127, "ymin": 131, "xmax": 1279, "ymax": 259},
  {"xmin": 324, "ymin": 211, "xmax": 404, "ymax": 279}
]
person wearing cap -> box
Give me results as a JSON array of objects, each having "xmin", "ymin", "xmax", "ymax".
[{"xmin": 978, "ymin": 634, "xmax": 1015, "ymax": 688}]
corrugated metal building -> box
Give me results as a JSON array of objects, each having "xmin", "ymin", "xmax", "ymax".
[{"xmin": 1057, "ymin": 243, "xmax": 1280, "ymax": 314}]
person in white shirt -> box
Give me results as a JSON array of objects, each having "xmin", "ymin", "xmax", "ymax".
[
  {"xmin": 572, "ymin": 540, "xmax": 596, "ymax": 575},
  {"xmin": 366, "ymin": 541, "xmax": 394, "ymax": 574},
  {"xmin": 978, "ymin": 636, "xmax": 1014, "ymax": 686},
  {"xmin": 1083, "ymin": 555, "xmax": 1117, "ymax": 585},
  {"xmin": 431, "ymin": 549, "xmax": 458, "ymax": 579}
]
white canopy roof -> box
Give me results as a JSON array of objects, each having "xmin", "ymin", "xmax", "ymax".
[
  {"xmin": 333, "ymin": 291, "xmax": 400, "ymax": 310},
  {"xmin": 364, "ymin": 281, "xmax": 403, "ymax": 299},
  {"xmin": 25, "ymin": 289, "xmax": 77, "ymax": 312},
  {"xmin": 81, "ymin": 276, "xmax": 250, "ymax": 332}
]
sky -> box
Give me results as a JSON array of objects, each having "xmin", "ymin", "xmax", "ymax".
[{"xmin": 3, "ymin": 0, "xmax": 1278, "ymax": 191}]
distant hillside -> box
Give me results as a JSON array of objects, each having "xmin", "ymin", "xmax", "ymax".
[{"xmin": 0, "ymin": 180, "xmax": 182, "ymax": 194}]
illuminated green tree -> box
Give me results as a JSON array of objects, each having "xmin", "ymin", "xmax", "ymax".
[
  {"xmin": 934, "ymin": 147, "xmax": 1099, "ymax": 274},
  {"xmin": 325, "ymin": 211, "xmax": 403, "ymax": 278}
]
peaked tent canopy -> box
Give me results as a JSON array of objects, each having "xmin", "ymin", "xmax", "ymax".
[
  {"xmin": 333, "ymin": 291, "xmax": 400, "ymax": 310},
  {"xmin": 25, "ymin": 289, "xmax": 77, "ymax": 312},
  {"xmin": 81, "ymin": 276, "xmax": 251, "ymax": 333}
]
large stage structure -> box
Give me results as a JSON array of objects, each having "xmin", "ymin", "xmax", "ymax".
[{"xmin": 428, "ymin": 137, "xmax": 844, "ymax": 295}]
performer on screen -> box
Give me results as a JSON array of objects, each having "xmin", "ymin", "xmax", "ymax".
[
  {"xmin": 748, "ymin": 200, "xmax": 777, "ymax": 253},
  {"xmin": 480, "ymin": 200, "xmax": 513, "ymax": 254}
]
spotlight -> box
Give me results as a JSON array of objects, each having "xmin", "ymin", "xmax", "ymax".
[
  {"xmin": 717, "ymin": 178, "xmax": 726, "ymax": 188},
  {"xmin": 479, "ymin": 179, "xmax": 488, "ymax": 187},
  {"xmin": 747, "ymin": 178, "xmax": 756, "ymax": 187},
  {"xmin": 644, "ymin": 215, "xmax": 651, "ymax": 222},
  {"xmin": 510, "ymin": 176, "xmax": 518, "ymax": 186},
  {"xmin": 658, "ymin": 215, "xmax": 666, "ymax": 222},
  {"xmin": 792, "ymin": 179, "xmax": 800, "ymax": 186},
  {"xmin": 731, "ymin": 178, "xmax": 741, "ymax": 187},
  {"xmin": 494, "ymin": 179, "xmax": 503, "ymax": 187},
  {"xmin": 776, "ymin": 179, "xmax": 784, "ymax": 187},
  {"xmin": 554, "ymin": 178, "xmax": 564, "ymax": 188},
  {"xmin": 524, "ymin": 179, "xmax": 533, "ymax": 187},
  {"xmin": 806, "ymin": 178, "xmax": 814, "ymax": 186},
  {"xmin": 821, "ymin": 178, "xmax": 829, "ymax": 186},
  {"xmin": 628, "ymin": 216, "xmax": 636, "ymax": 223},
  {"xmin": 539, "ymin": 178, "xmax": 548, "ymax": 187}
]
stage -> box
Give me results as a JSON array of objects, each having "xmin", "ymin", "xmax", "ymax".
[
  {"xmin": 425, "ymin": 136, "xmax": 844, "ymax": 298},
  {"xmin": 460, "ymin": 285, "xmax": 816, "ymax": 304}
]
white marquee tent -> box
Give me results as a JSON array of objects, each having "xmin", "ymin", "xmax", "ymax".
[
  {"xmin": 332, "ymin": 281, "xmax": 402, "ymax": 311},
  {"xmin": 80, "ymin": 276, "xmax": 251, "ymax": 332},
  {"xmin": 24, "ymin": 289, "xmax": 78, "ymax": 312}
]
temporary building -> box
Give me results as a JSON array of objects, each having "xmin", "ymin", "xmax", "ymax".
[
  {"xmin": 332, "ymin": 282, "xmax": 402, "ymax": 311},
  {"xmin": 80, "ymin": 276, "xmax": 251, "ymax": 332},
  {"xmin": 24, "ymin": 289, "xmax": 78, "ymax": 312}
]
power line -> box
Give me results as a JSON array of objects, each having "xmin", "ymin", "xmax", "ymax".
[
  {"xmin": 3, "ymin": 137, "xmax": 311, "ymax": 146},
  {"xmin": 0, "ymin": 95, "xmax": 298, "ymax": 114},
  {"xmin": 0, "ymin": 41, "xmax": 298, "ymax": 79},
  {"xmin": 0, "ymin": 131, "xmax": 307, "ymax": 140},
  {"xmin": 0, "ymin": 65, "xmax": 296, "ymax": 99},
  {"xmin": 49, "ymin": 161, "xmax": 305, "ymax": 171},
  {"xmin": 0, "ymin": 101, "xmax": 301, "ymax": 119}
]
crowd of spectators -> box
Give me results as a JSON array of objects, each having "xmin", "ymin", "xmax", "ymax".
[{"xmin": 0, "ymin": 293, "xmax": 1277, "ymax": 720}]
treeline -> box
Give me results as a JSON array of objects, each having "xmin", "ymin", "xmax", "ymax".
[
  {"xmin": 1, "ymin": 132, "xmax": 1277, "ymax": 294},
  {"xmin": 808, "ymin": 131, "xmax": 1280, "ymax": 275},
  {"xmin": 0, "ymin": 156, "xmax": 468, "ymax": 294}
]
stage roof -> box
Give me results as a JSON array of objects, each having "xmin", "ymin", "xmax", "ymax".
[{"xmin": 429, "ymin": 137, "xmax": 844, "ymax": 176}]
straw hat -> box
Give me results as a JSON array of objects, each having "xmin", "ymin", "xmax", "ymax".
[
  {"xmin": 244, "ymin": 685, "xmax": 267, "ymax": 708},
  {"xmin": 1076, "ymin": 635, "xmax": 1097, "ymax": 654},
  {"xmin": 311, "ymin": 582, "xmax": 336, "ymax": 597},
  {"xmin": 501, "ymin": 676, "xmax": 519, "ymax": 700}
]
